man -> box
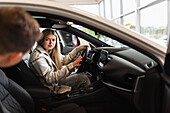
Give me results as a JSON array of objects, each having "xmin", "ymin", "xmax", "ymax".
[
  {"xmin": 0, "ymin": 7, "xmax": 41, "ymax": 67},
  {"xmin": 0, "ymin": 7, "xmax": 86, "ymax": 113},
  {"xmin": 0, "ymin": 6, "xmax": 41, "ymax": 113}
]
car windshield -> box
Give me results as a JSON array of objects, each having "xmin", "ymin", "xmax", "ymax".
[{"xmin": 71, "ymin": 24, "xmax": 127, "ymax": 48}]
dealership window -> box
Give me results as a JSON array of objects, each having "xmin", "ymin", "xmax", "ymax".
[
  {"xmin": 111, "ymin": 0, "xmax": 168, "ymax": 47},
  {"xmin": 140, "ymin": 1, "xmax": 167, "ymax": 46},
  {"xmin": 70, "ymin": 0, "xmax": 168, "ymax": 47},
  {"xmin": 111, "ymin": 0, "xmax": 120, "ymax": 19},
  {"xmin": 114, "ymin": 18, "xmax": 121, "ymax": 24},
  {"xmin": 122, "ymin": 0, "xmax": 135, "ymax": 14},
  {"xmin": 123, "ymin": 13, "xmax": 136, "ymax": 31},
  {"xmin": 105, "ymin": 0, "xmax": 112, "ymax": 19},
  {"xmin": 140, "ymin": 0, "xmax": 157, "ymax": 6},
  {"xmin": 99, "ymin": 1, "xmax": 104, "ymax": 17},
  {"xmin": 71, "ymin": 4, "xmax": 99, "ymax": 15}
]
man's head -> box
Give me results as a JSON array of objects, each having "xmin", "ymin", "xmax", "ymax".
[{"xmin": 0, "ymin": 7, "xmax": 41, "ymax": 67}]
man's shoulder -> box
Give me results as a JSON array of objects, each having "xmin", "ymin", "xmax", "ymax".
[
  {"xmin": 0, "ymin": 69, "xmax": 6, "ymax": 78},
  {"xmin": 0, "ymin": 69, "xmax": 9, "ymax": 89}
]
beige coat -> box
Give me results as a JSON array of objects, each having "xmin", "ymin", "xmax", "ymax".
[{"xmin": 28, "ymin": 45, "xmax": 82, "ymax": 94}]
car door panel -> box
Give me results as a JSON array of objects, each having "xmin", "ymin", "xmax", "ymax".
[
  {"xmin": 161, "ymin": 73, "xmax": 170, "ymax": 113},
  {"xmin": 162, "ymin": 52, "xmax": 170, "ymax": 113}
]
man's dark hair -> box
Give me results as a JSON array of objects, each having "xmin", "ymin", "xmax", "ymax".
[{"xmin": 0, "ymin": 7, "xmax": 41, "ymax": 54}]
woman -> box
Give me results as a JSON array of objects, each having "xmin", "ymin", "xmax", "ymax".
[{"xmin": 29, "ymin": 29, "xmax": 91, "ymax": 94}]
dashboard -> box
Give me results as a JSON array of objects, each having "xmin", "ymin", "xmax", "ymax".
[{"xmin": 85, "ymin": 47, "xmax": 158, "ymax": 93}]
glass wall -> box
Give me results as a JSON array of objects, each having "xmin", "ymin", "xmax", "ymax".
[
  {"xmin": 140, "ymin": 1, "xmax": 167, "ymax": 46},
  {"xmin": 105, "ymin": 0, "xmax": 112, "ymax": 19},
  {"xmin": 123, "ymin": 13, "xmax": 136, "ymax": 31},
  {"xmin": 140, "ymin": 0, "xmax": 157, "ymax": 6},
  {"xmin": 99, "ymin": 1, "xmax": 104, "ymax": 17},
  {"xmin": 71, "ymin": 4, "xmax": 99, "ymax": 15},
  {"xmin": 111, "ymin": 0, "xmax": 120, "ymax": 19},
  {"xmin": 122, "ymin": 0, "xmax": 135, "ymax": 14},
  {"xmin": 70, "ymin": 0, "xmax": 168, "ymax": 47},
  {"xmin": 114, "ymin": 18, "xmax": 121, "ymax": 24},
  {"xmin": 98, "ymin": 0, "xmax": 168, "ymax": 47}
]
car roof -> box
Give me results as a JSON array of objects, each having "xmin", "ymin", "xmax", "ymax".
[{"xmin": 0, "ymin": 0, "xmax": 167, "ymax": 65}]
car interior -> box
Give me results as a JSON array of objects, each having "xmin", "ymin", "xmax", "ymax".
[{"xmin": 1, "ymin": 11, "xmax": 164, "ymax": 113}]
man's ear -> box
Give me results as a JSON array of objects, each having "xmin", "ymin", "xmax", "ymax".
[
  {"xmin": 0, "ymin": 52, "xmax": 24, "ymax": 68},
  {"xmin": 8, "ymin": 52, "xmax": 23, "ymax": 63}
]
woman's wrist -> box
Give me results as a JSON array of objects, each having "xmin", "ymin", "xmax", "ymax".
[{"xmin": 66, "ymin": 63, "xmax": 74, "ymax": 71}]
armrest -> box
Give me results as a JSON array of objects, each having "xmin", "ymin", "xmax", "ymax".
[{"xmin": 24, "ymin": 86, "xmax": 51, "ymax": 99}]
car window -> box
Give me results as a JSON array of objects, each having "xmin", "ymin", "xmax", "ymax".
[
  {"xmin": 71, "ymin": 24, "xmax": 127, "ymax": 48},
  {"xmin": 79, "ymin": 37, "xmax": 90, "ymax": 47},
  {"xmin": 40, "ymin": 25, "xmax": 128, "ymax": 49}
]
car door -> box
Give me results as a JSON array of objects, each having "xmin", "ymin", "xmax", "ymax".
[
  {"xmin": 0, "ymin": 1, "xmax": 169, "ymax": 113},
  {"xmin": 161, "ymin": 39, "xmax": 170, "ymax": 113}
]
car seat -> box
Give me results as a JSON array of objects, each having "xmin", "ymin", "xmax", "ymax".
[
  {"xmin": 0, "ymin": 69, "xmax": 86, "ymax": 113},
  {"xmin": 2, "ymin": 60, "xmax": 42, "ymax": 87},
  {"xmin": 1, "ymin": 59, "xmax": 63, "ymax": 110},
  {"xmin": 0, "ymin": 69, "xmax": 34, "ymax": 113}
]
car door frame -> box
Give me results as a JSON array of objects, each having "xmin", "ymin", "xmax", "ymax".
[{"xmin": 161, "ymin": 28, "xmax": 170, "ymax": 113}]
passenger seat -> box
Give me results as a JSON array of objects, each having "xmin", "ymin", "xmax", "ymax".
[
  {"xmin": 0, "ymin": 69, "xmax": 87, "ymax": 113},
  {"xmin": 2, "ymin": 59, "xmax": 42, "ymax": 87}
]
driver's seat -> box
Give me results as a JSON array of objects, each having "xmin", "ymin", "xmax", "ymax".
[{"xmin": 0, "ymin": 69, "xmax": 86, "ymax": 113}]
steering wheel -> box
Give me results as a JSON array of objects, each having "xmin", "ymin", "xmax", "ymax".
[{"xmin": 75, "ymin": 47, "xmax": 89, "ymax": 73}]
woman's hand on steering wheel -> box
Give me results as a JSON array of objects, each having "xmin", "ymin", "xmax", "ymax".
[
  {"xmin": 73, "ymin": 56, "xmax": 82, "ymax": 67},
  {"xmin": 74, "ymin": 45, "xmax": 89, "ymax": 73},
  {"xmin": 81, "ymin": 45, "xmax": 89, "ymax": 50}
]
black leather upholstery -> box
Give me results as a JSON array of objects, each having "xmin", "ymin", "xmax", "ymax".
[
  {"xmin": 0, "ymin": 69, "xmax": 34, "ymax": 113},
  {"xmin": 1, "ymin": 60, "xmax": 53, "ymax": 99},
  {"xmin": 0, "ymin": 69, "xmax": 87, "ymax": 113},
  {"xmin": 2, "ymin": 60, "xmax": 42, "ymax": 87}
]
